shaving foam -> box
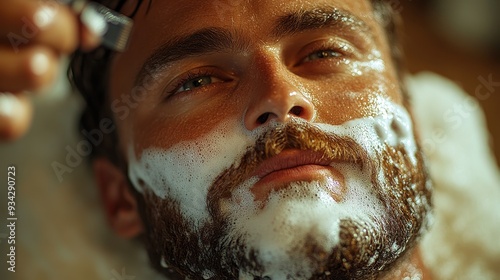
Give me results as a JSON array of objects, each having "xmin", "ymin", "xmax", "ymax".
[
  {"xmin": 228, "ymin": 162, "xmax": 382, "ymax": 278},
  {"xmin": 127, "ymin": 98, "xmax": 418, "ymax": 277},
  {"xmin": 128, "ymin": 120, "xmax": 258, "ymax": 224}
]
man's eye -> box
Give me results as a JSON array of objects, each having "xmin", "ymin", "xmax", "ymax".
[
  {"xmin": 304, "ymin": 50, "xmax": 342, "ymax": 62},
  {"xmin": 175, "ymin": 75, "xmax": 222, "ymax": 93}
]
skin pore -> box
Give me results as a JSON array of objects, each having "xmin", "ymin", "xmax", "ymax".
[{"xmin": 96, "ymin": 0, "xmax": 433, "ymax": 279}]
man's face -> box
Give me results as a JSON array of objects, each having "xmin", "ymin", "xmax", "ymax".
[{"xmin": 109, "ymin": 0, "xmax": 431, "ymax": 278}]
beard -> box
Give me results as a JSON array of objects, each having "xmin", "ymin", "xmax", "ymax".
[{"xmin": 132, "ymin": 119, "xmax": 432, "ymax": 280}]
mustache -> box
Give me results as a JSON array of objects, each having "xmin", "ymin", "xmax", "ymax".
[{"xmin": 207, "ymin": 120, "xmax": 371, "ymax": 212}]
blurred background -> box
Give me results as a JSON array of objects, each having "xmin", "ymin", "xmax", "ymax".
[
  {"xmin": 0, "ymin": 0, "xmax": 499, "ymax": 279},
  {"xmin": 401, "ymin": 0, "xmax": 500, "ymax": 165}
]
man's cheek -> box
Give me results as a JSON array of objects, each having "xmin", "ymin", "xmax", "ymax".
[{"xmin": 127, "ymin": 120, "xmax": 257, "ymax": 224}]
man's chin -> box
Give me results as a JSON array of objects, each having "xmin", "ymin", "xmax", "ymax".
[{"xmin": 221, "ymin": 182, "xmax": 383, "ymax": 279}]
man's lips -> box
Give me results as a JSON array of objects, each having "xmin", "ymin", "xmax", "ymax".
[{"xmin": 249, "ymin": 149, "xmax": 346, "ymax": 202}]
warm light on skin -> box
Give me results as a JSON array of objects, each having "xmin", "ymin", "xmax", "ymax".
[
  {"xmin": 104, "ymin": 0, "xmax": 431, "ymax": 278},
  {"xmin": 109, "ymin": 0, "xmax": 401, "ymax": 160}
]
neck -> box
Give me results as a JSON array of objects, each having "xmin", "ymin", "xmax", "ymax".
[{"xmin": 380, "ymin": 246, "xmax": 432, "ymax": 280}]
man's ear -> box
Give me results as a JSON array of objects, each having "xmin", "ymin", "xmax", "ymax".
[{"xmin": 92, "ymin": 157, "xmax": 143, "ymax": 238}]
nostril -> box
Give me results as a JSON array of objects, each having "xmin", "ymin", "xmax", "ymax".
[
  {"xmin": 289, "ymin": 106, "xmax": 303, "ymax": 116},
  {"xmin": 257, "ymin": 112, "xmax": 270, "ymax": 124}
]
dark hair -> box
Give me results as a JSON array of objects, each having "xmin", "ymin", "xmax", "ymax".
[{"xmin": 69, "ymin": 0, "xmax": 405, "ymax": 164}]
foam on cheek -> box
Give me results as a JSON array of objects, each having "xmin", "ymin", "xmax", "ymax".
[
  {"xmin": 317, "ymin": 99, "xmax": 417, "ymax": 164},
  {"xmin": 128, "ymin": 121, "xmax": 260, "ymax": 224}
]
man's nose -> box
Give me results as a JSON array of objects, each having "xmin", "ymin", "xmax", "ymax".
[{"xmin": 244, "ymin": 57, "xmax": 316, "ymax": 131}]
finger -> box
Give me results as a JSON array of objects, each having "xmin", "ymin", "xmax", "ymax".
[
  {"xmin": 0, "ymin": 45, "xmax": 59, "ymax": 92},
  {"xmin": 79, "ymin": 5, "xmax": 107, "ymax": 51},
  {"xmin": 80, "ymin": 22, "xmax": 102, "ymax": 52},
  {"xmin": 0, "ymin": 93, "xmax": 32, "ymax": 141},
  {"xmin": 0, "ymin": 0, "xmax": 79, "ymax": 54}
]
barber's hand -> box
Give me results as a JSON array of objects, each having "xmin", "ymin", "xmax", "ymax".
[{"xmin": 0, "ymin": 0, "xmax": 100, "ymax": 141}]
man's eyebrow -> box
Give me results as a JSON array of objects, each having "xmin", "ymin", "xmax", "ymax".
[
  {"xmin": 135, "ymin": 28, "xmax": 248, "ymax": 87},
  {"xmin": 272, "ymin": 7, "xmax": 372, "ymax": 38},
  {"xmin": 135, "ymin": 7, "xmax": 372, "ymax": 87}
]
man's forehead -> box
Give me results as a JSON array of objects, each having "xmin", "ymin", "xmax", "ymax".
[
  {"xmin": 120, "ymin": 0, "xmax": 377, "ymax": 55},
  {"xmin": 130, "ymin": 0, "xmax": 375, "ymax": 34}
]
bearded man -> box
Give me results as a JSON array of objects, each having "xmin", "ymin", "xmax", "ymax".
[
  {"xmin": 68, "ymin": 1, "xmax": 433, "ymax": 278},
  {"xmin": 2, "ymin": 0, "xmax": 498, "ymax": 279}
]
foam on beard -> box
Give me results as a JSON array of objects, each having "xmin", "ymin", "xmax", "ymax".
[
  {"xmin": 127, "ymin": 98, "xmax": 418, "ymax": 272},
  {"xmin": 228, "ymin": 162, "xmax": 383, "ymax": 279}
]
